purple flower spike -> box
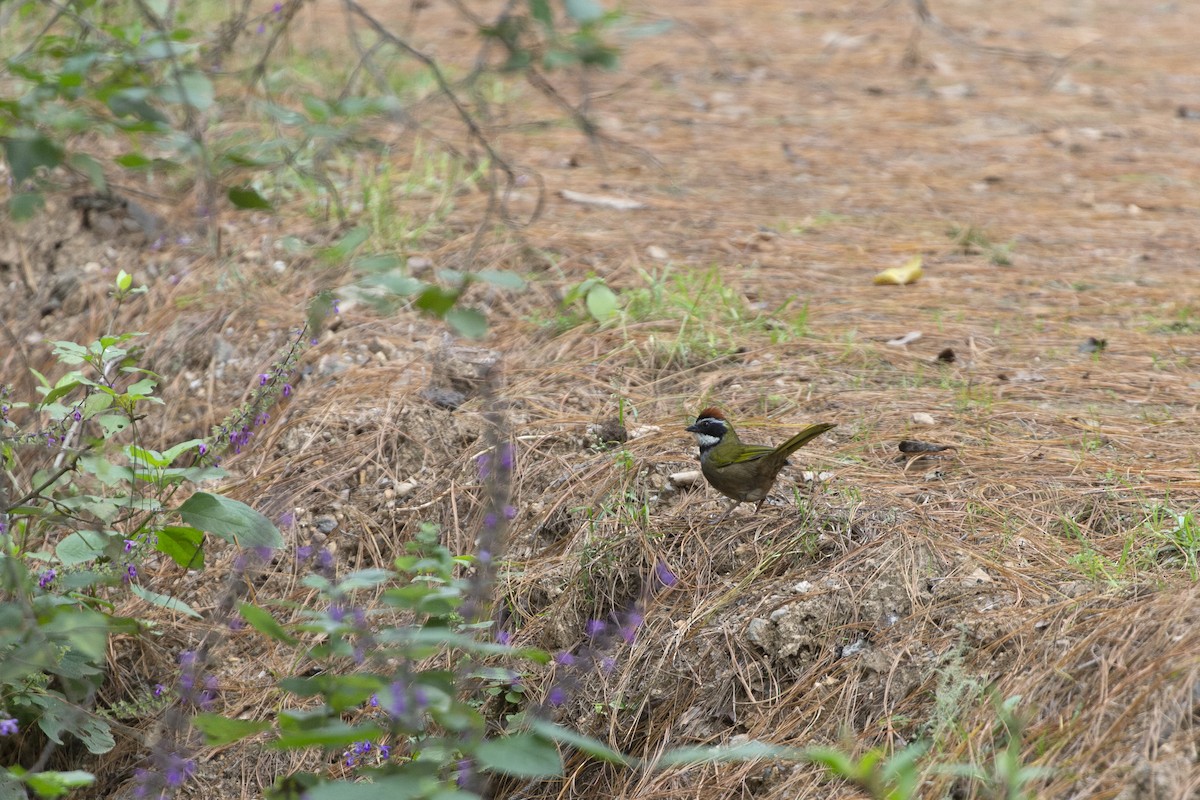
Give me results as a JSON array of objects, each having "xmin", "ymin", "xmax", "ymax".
[
  {"xmin": 554, "ymin": 651, "xmax": 577, "ymax": 666},
  {"xmin": 585, "ymin": 619, "xmax": 606, "ymax": 637}
]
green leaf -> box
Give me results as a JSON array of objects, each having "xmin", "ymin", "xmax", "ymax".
[
  {"xmin": 42, "ymin": 380, "xmax": 83, "ymax": 405},
  {"xmin": 116, "ymin": 270, "xmax": 133, "ymax": 292},
  {"xmin": 55, "ymin": 530, "xmax": 112, "ymax": 566},
  {"xmin": 476, "ymin": 732, "xmax": 563, "ymax": 778},
  {"xmin": 2, "ymin": 134, "xmax": 64, "ymax": 184},
  {"xmin": 446, "ymin": 307, "xmax": 487, "ymax": 339},
  {"xmin": 337, "ymin": 568, "xmax": 395, "ymax": 591},
  {"xmin": 9, "ymin": 191, "xmax": 45, "ymax": 220},
  {"xmin": 352, "ymin": 254, "xmax": 403, "ymax": 273},
  {"xmin": 156, "ymin": 526, "xmax": 205, "ymax": 569},
  {"xmin": 159, "ymin": 70, "xmax": 214, "ymax": 110},
  {"xmin": 320, "ymin": 226, "xmax": 371, "ymax": 262},
  {"xmin": 192, "ymin": 713, "xmax": 271, "ymax": 746},
  {"xmin": 162, "ymin": 439, "xmax": 207, "ymax": 464},
  {"xmin": 526, "ymin": 718, "xmax": 632, "ymax": 765},
  {"xmin": 228, "ymin": 185, "xmax": 273, "ymax": 210},
  {"xmin": 416, "ymin": 285, "xmax": 460, "ymax": 317},
  {"xmin": 529, "ymin": 0, "xmax": 553, "ymax": 27},
  {"xmin": 115, "ymin": 153, "xmax": 151, "ymax": 168},
  {"xmin": 239, "ymin": 602, "xmax": 296, "ymax": 645},
  {"xmin": 585, "ymin": 284, "xmax": 619, "ymax": 322},
  {"xmin": 22, "ymin": 769, "xmax": 96, "ymax": 800},
  {"xmin": 564, "ymin": 0, "xmax": 604, "ymax": 24},
  {"xmin": 473, "ymin": 269, "xmax": 526, "ymax": 290},
  {"xmin": 178, "ymin": 492, "xmax": 284, "ymax": 549},
  {"xmin": 274, "ymin": 716, "xmax": 379, "ymax": 749},
  {"xmin": 67, "ymin": 153, "xmax": 106, "ymax": 191},
  {"xmin": 363, "ymin": 273, "xmax": 425, "ymax": 295},
  {"xmin": 130, "ymin": 585, "xmax": 202, "ymax": 618}
]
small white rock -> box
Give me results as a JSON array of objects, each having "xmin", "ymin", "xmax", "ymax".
[
  {"xmin": 669, "ymin": 470, "xmax": 702, "ymax": 487},
  {"xmin": 912, "ymin": 412, "xmax": 936, "ymax": 426},
  {"xmin": 628, "ymin": 424, "xmax": 662, "ymax": 439},
  {"xmin": 646, "ymin": 245, "xmax": 669, "ymax": 261}
]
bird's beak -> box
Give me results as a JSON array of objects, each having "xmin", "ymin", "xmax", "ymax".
[{"xmin": 685, "ymin": 423, "xmax": 700, "ymax": 433}]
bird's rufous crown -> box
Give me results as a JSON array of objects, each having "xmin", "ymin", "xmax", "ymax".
[{"xmin": 695, "ymin": 406, "xmax": 726, "ymax": 421}]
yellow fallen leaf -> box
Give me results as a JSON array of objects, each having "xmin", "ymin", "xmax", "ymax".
[{"xmin": 873, "ymin": 256, "xmax": 924, "ymax": 286}]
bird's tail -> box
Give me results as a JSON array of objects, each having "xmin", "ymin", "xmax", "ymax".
[{"xmin": 775, "ymin": 422, "xmax": 837, "ymax": 462}]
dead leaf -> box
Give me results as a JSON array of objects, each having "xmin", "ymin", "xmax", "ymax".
[
  {"xmin": 998, "ymin": 370, "xmax": 1045, "ymax": 383},
  {"xmin": 559, "ymin": 189, "xmax": 647, "ymax": 211},
  {"xmin": 873, "ymin": 256, "xmax": 924, "ymax": 286},
  {"xmin": 899, "ymin": 440, "xmax": 955, "ymax": 454},
  {"xmin": 887, "ymin": 331, "xmax": 922, "ymax": 346}
]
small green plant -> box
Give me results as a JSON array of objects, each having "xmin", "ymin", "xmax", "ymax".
[
  {"xmin": 805, "ymin": 741, "xmax": 928, "ymax": 800},
  {"xmin": 939, "ymin": 695, "xmax": 1052, "ymax": 800},
  {"xmin": 1, "ymin": 273, "xmax": 292, "ymax": 798},
  {"xmin": 562, "ymin": 275, "xmax": 621, "ymax": 325}
]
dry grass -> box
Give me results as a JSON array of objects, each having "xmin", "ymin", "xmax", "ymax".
[{"xmin": 3, "ymin": 0, "xmax": 1200, "ymax": 798}]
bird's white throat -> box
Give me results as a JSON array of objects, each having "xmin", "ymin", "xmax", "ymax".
[{"xmin": 692, "ymin": 432, "xmax": 721, "ymax": 449}]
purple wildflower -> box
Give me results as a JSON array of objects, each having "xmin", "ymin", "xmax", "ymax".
[
  {"xmin": 655, "ymin": 560, "xmax": 678, "ymax": 588},
  {"xmin": 126, "ymin": 564, "xmax": 138, "ymax": 581},
  {"xmin": 259, "ymin": 374, "xmax": 269, "ymax": 386},
  {"xmin": 163, "ymin": 753, "xmax": 195, "ymax": 787},
  {"xmin": 282, "ymin": 383, "xmax": 293, "ymax": 397},
  {"xmin": 554, "ymin": 651, "xmax": 576, "ymax": 667},
  {"xmin": 153, "ymin": 684, "xmax": 166, "ymax": 697},
  {"xmin": 499, "ymin": 443, "xmax": 514, "ymax": 471},
  {"xmin": 72, "ymin": 409, "xmax": 82, "ymax": 421},
  {"xmin": 198, "ymin": 442, "xmax": 208, "ymax": 455},
  {"xmin": 585, "ymin": 619, "xmax": 606, "ymax": 637},
  {"xmin": 496, "ymin": 630, "xmax": 512, "ymax": 645},
  {"xmin": 38, "ymin": 569, "xmax": 56, "ymax": 589},
  {"xmin": 621, "ymin": 611, "xmax": 643, "ymax": 644},
  {"xmin": 548, "ymin": 687, "xmax": 566, "ymax": 706},
  {"xmin": 124, "ymin": 539, "xmax": 136, "ymax": 553},
  {"xmin": 379, "ymin": 744, "xmax": 391, "ymax": 759},
  {"xmin": 0, "ymin": 718, "xmax": 17, "ymax": 736}
]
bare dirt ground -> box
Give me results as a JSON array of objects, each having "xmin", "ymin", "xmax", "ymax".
[{"xmin": 3, "ymin": 1, "xmax": 1200, "ymax": 798}]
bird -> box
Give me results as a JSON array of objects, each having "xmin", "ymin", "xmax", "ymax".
[{"xmin": 685, "ymin": 407, "xmax": 836, "ymax": 521}]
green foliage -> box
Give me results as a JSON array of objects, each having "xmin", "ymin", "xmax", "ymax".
[{"xmin": 0, "ymin": 273, "xmax": 292, "ymax": 794}]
